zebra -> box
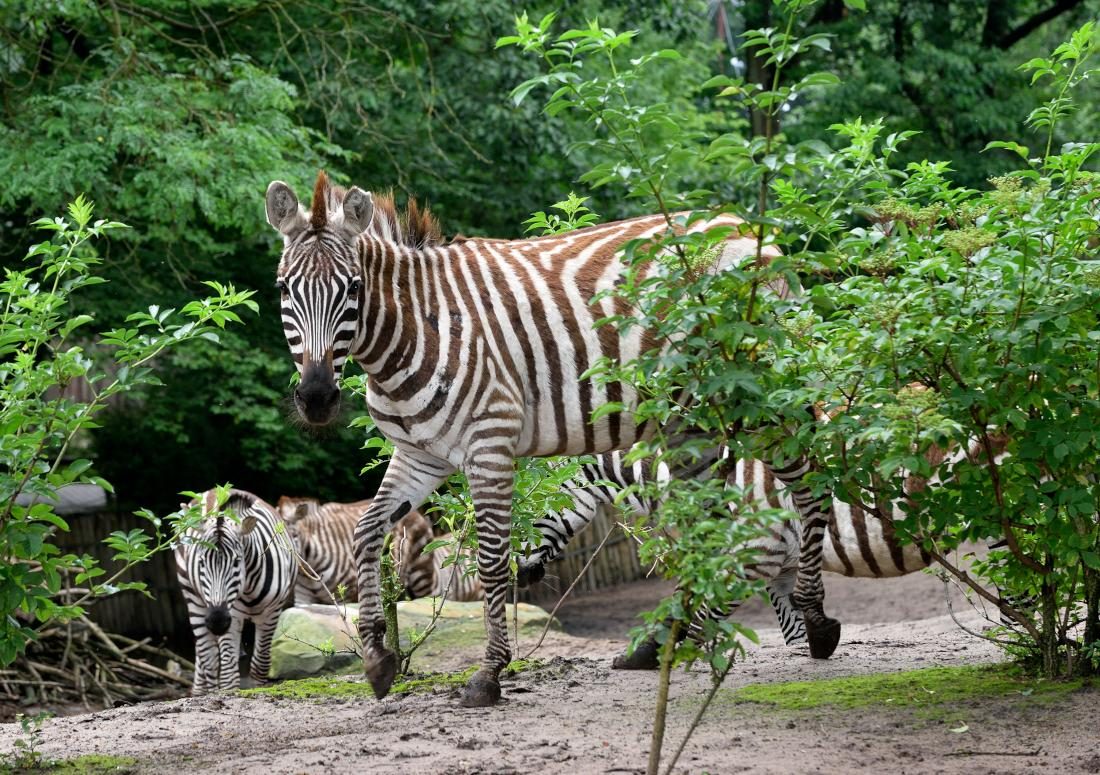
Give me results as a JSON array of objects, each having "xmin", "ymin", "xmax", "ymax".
[
  {"xmin": 520, "ymin": 435, "xmax": 1031, "ymax": 668},
  {"xmin": 275, "ymin": 495, "xmax": 367, "ymax": 604},
  {"xmin": 174, "ymin": 488, "xmax": 297, "ymax": 695},
  {"xmin": 276, "ymin": 495, "xmax": 483, "ymax": 603},
  {"xmin": 516, "ymin": 447, "xmax": 930, "ymax": 666},
  {"xmin": 390, "ymin": 507, "xmax": 485, "ymax": 602},
  {"xmin": 264, "ymin": 170, "xmax": 836, "ymax": 706}
]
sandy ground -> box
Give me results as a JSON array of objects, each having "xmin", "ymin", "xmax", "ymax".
[{"xmin": 1, "ymin": 569, "xmax": 1096, "ymax": 774}]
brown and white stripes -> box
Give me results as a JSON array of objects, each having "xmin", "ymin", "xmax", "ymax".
[
  {"xmin": 265, "ymin": 170, "xmax": 788, "ymax": 705},
  {"xmin": 276, "ymin": 496, "xmax": 483, "ymax": 604}
]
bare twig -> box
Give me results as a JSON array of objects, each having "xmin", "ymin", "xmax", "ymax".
[{"xmin": 522, "ymin": 524, "xmax": 616, "ymax": 660}]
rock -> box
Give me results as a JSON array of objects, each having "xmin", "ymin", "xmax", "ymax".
[
  {"xmin": 269, "ymin": 605, "xmax": 361, "ymax": 679},
  {"xmin": 268, "ymin": 600, "xmax": 560, "ymax": 679}
]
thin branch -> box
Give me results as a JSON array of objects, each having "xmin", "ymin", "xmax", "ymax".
[{"xmin": 997, "ymin": 0, "xmax": 1086, "ymax": 49}]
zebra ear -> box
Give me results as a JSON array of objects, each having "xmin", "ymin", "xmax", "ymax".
[
  {"xmin": 342, "ymin": 187, "xmax": 374, "ymax": 237},
  {"xmin": 240, "ymin": 513, "xmax": 259, "ymax": 536},
  {"xmin": 266, "ymin": 181, "xmax": 307, "ymax": 240}
]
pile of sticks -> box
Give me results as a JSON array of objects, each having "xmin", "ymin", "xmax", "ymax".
[{"xmin": 0, "ymin": 614, "xmax": 191, "ymax": 713}]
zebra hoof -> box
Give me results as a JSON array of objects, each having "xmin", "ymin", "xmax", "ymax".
[
  {"xmin": 516, "ymin": 560, "xmax": 546, "ymax": 588},
  {"xmin": 458, "ymin": 670, "xmax": 501, "ymax": 707},
  {"xmin": 365, "ymin": 650, "xmax": 398, "ymax": 699},
  {"xmin": 611, "ymin": 637, "xmax": 661, "ymax": 670},
  {"xmin": 807, "ymin": 617, "xmax": 841, "ymax": 660}
]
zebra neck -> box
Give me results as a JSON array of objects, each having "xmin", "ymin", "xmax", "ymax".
[{"xmin": 354, "ymin": 242, "xmax": 464, "ymax": 407}]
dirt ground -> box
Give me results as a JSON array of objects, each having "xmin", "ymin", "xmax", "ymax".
[{"xmin": 1, "ymin": 570, "xmax": 1097, "ymax": 774}]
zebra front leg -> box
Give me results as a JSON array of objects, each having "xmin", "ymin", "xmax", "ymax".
[
  {"xmin": 188, "ymin": 617, "xmax": 219, "ymax": 696},
  {"xmin": 355, "ymin": 448, "xmax": 454, "ymax": 700},
  {"xmin": 247, "ymin": 605, "xmax": 284, "ymax": 686},
  {"xmin": 458, "ymin": 461, "xmax": 514, "ymax": 707},
  {"xmin": 214, "ymin": 615, "xmax": 245, "ymax": 692}
]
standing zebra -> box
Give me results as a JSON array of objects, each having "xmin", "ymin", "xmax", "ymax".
[
  {"xmin": 276, "ymin": 496, "xmax": 482, "ymax": 603},
  {"xmin": 276, "ymin": 495, "xmax": 368, "ymax": 604},
  {"xmin": 264, "ymin": 171, "xmax": 835, "ymax": 706},
  {"xmin": 175, "ymin": 488, "xmax": 296, "ymax": 695}
]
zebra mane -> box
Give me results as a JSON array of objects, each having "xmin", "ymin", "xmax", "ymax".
[{"xmin": 308, "ymin": 170, "xmax": 442, "ymax": 249}]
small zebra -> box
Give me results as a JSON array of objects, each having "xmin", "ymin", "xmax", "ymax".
[
  {"xmin": 175, "ymin": 488, "xmax": 296, "ymax": 695},
  {"xmin": 276, "ymin": 496, "xmax": 482, "ymax": 603},
  {"xmin": 264, "ymin": 171, "xmax": 832, "ymax": 706}
]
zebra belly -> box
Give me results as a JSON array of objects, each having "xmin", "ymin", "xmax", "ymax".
[{"xmin": 821, "ymin": 504, "xmax": 931, "ymax": 578}]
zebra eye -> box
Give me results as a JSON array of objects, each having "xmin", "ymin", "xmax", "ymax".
[
  {"xmin": 275, "ymin": 279, "xmax": 289, "ymax": 295},
  {"xmin": 348, "ymin": 278, "xmax": 362, "ymax": 295}
]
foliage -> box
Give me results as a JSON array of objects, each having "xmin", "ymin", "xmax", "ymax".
[
  {"xmin": 774, "ymin": 21, "xmax": 1100, "ymax": 678},
  {"xmin": 4, "ymin": 711, "xmax": 51, "ymax": 770},
  {"xmin": 0, "ymin": 198, "xmax": 256, "ymax": 665},
  {"xmin": 503, "ymin": 2, "xmax": 1097, "ymax": 769}
]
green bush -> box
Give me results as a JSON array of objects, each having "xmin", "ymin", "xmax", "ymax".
[{"xmin": 0, "ymin": 198, "xmax": 257, "ymax": 665}]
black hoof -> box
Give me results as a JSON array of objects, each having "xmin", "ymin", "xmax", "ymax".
[
  {"xmin": 516, "ymin": 560, "xmax": 546, "ymax": 588},
  {"xmin": 807, "ymin": 617, "xmax": 841, "ymax": 659},
  {"xmin": 611, "ymin": 637, "xmax": 661, "ymax": 670},
  {"xmin": 366, "ymin": 650, "xmax": 398, "ymax": 699},
  {"xmin": 459, "ymin": 670, "xmax": 501, "ymax": 707}
]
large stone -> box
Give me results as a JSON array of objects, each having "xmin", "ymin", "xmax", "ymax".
[
  {"xmin": 269, "ymin": 605, "xmax": 361, "ymax": 679},
  {"xmin": 268, "ymin": 600, "xmax": 559, "ymax": 679}
]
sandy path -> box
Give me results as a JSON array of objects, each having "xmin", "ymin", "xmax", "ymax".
[{"xmin": 1, "ymin": 570, "xmax": 1095, "ymax": 774}]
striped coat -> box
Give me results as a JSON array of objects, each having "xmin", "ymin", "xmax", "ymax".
[
  {"xmin": 265, "ymin": 171, "xmax": 789, "ymax": 705},
  {"xmin": 175, "ymin": 489, "xmax": 296, "ymax": 695},
  {"xmin": 276, "ymin": 496, "xmax": 482, "ymax": 604},
  {"xmin": 519, "ymin": 449, "xmax": 931, "ymax": 648}
]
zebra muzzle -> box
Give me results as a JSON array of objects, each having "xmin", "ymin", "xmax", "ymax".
[{"xmin": 205, "ymin": 605, "xmax": 232, "ymax": 636}]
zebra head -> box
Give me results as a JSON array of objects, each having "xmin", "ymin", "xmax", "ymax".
[
  {"xmin": 266, "ymin": 171, "xmax": 375, "ymax": 426},
  {"xmin": 186, "ymin": 491, "xmax": 261, "ymax": 635}
]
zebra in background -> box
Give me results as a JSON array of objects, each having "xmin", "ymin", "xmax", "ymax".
[
  {"xmin": 264, "ymin": 171, "xmax": 836, "ymax": 706},
  {"xmin": 392, "ymin": 509, "xmax": 484, "ymax": 602},
  {"xmin": 276, "ymin": 496, "xmax": 483, "ymax": 603},
  {"xmin": 174, "ymin": 488, "xmax": 296, "ymax": 695},
  {"xmin": 276, "ymin": 495, "xmax": 367, "ymax": 604}
]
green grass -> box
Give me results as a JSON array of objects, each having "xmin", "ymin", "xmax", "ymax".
[
  {"xmin": 725, "ymin": 664, "xmax": 1085, "ymax": 711},
  {"xmin": 0, "ymin": 755, "xmax": 138, "ymax": 774},
  {"xmin": 240, "ymin": 659, "xmax": 545, "ymax": 701}
]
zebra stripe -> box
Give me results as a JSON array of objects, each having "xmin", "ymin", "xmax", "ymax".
[
  {"xmin": 175, "ymin": 489, "xmax": 296, "ymax": 695},
  {"xmin": 265, "ymin": 171, "xmax": 784, "ymax": 705},
  {"xmin": 276, "ymin": 496, "xmax": 483, "ymax": 604},
  {"xmin": 391, "ymin": 510, "xmax": 484, "ymax": 602}
]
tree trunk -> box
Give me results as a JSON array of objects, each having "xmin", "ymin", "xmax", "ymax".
[{"xmin": 646, "ymin": 619, "xmax": 682, "ymax": 775}]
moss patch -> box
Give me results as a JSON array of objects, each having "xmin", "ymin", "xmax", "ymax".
[
  {"xmin": 2, "ymin": 755, "xmax": 141, "ymax": 774},
  {"xmin": 242, "ymin": 658, "xmax": 546, "ymax": 701},
  {"xmin": 725, "ymin": 664, "xmax": 1084, "ymax": 712}
]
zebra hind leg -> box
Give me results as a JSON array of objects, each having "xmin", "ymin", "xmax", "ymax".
[
  {"xmin": 789, "ymin": 481, "xmax": 841, "ymax": 659},
  {"xmin": 611, "ymin": 599, "xmax": 732, "ymax": 671}
]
